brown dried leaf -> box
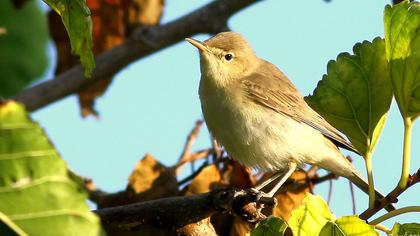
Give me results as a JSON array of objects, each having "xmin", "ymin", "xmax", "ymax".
[
  {"xmin": 186, "ymin": 164, "xmax": 221, "ymax": 195},
  {"xmin": 127, "ymin": 0, "xmax": 164, "ymax": 29},
  {"xmin": 78, "ymin": 78, "xmax": 113, "ymax": 118},
  {"xmin": 127, "ymin": 153, "xmax": 178, "ymax": 196},
  {"xmin": 176, "ymin": 218, "xmax": 217, "ymax": 236},
  {"xmin": 95, "ymin": 153, "xmax": 178, "ymax": 208}
]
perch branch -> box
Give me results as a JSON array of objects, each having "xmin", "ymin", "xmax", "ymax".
[
  {"xmin": 14, "ymin": 0, "xmax": 263, "ymax": 111},
  {"xmin": 95, "ymin": 190, "xmax": 225, "ymax": 233},
  {"xmin": 94, "ymin": 188, "xmax": 275, "ymax": 233}
]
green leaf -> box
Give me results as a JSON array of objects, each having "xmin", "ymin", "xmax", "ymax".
[
  {"xmin": 0, "ymin": 211, "xmax": 28, "ymax": 236},
  {"xmin": 319, "ymin": 216, "xmax": 378, "ymax": 236},
  {"xmin": 44, "ymin": 0, "xmax": 95, "ymax": 77},
  {"xmin": 384, "ymin": 1, "xmax": 420, "ymax": 120},
  {"xmin": 0, "ymin": 101, "xmax": 103, "ymax": 236},
  {"xmin": 0, "ymin": 0, "xmax": 49, "ymax": 97},
  {"xmin": 250, "ymin": 216, "xmax": 289, "ymax": 236},
  {"xmin": 391, "ymin": 223, "xmax": 420, "ymax": 236},
  {"xmin": 306, "ymin": 38, "xmax": 392, "ymax": 155},
  {"xmin": 288, "ymin": 193, "xmax": 335, "ymax": 236}
]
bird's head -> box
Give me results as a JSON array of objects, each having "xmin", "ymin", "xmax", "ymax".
[{"xmin": 186, "ymin": 32, "xmax": 258, "ymax": 87}]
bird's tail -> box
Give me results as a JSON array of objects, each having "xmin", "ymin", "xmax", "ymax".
[{"xmin": 348, "ymin": 172, "xmax": 395, "ymax": 212}]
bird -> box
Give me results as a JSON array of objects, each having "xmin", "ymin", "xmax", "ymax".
[{"xmin": 185, "ymin": 32, "xmax": 394, "ymax": 212}]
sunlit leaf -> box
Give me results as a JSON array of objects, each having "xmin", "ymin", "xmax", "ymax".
[
  {"xmin": 0, "ymin": 0, "xmax": 48, "ymax": 97},
  {"xmin": 384, "ymin": 1, "xmax": 420, "ymax": 120},
  {"xmin": 44, "ymin": 0, "xmax": 95, "ymax": 76},
  {"xmin": 250, "ymin": 216, "xmax": 289, "ymax": 236},
  {"xmin": 319, "ymin": 216, "xmax": 378, "ymax": 236},
  {"xmin": 0, "ymin": 101, "xmax": 103, "ymax": 236},
  {"xmin": 391, "ymin": 223, "xmax": 420, "ymax": 236},
  {"xmin": 288, "ymin": 193, "xmax": 335, "ymax": 236},
  {"xmin": 306, "ymin": 38, "xmax": 392, "ymax": 155}
]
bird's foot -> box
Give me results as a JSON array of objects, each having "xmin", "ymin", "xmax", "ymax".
[{"xmin": 230, "ymin": 188, "xmax": 277, "ymax": 223}]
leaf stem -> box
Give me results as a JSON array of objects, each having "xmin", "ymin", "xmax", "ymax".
[
  {"xmin": 370, "ymin": 206, "xmax": 420, "ymax": 225},
  {"xmin": 364, "ymin": 151, "xmax": 375, "ymax": 209},
  {"xmin": 398, "ymin": 117, "xmax": 412, "ymax": 189},
  {"xmin": 374, "ymin": 224, "xmax": 391, "ymax": 235}
]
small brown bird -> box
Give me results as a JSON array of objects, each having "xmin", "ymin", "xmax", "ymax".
[{"xmin": 186, "ymin": 32, "xmax": 394, "ymax": 211}]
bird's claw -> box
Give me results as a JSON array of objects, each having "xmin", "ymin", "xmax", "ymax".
[{"xmin": 231, "ymin": 188, "xmax": 277, "ymax": 223}]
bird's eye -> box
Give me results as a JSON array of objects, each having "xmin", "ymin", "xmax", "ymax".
[{"xmin": 224, "ymin": 53, "xmax": 233, "ymax": 61}]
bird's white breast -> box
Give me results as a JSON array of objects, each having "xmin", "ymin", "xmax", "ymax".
[{"xmin": 199, "ymin": 78, "xmax": 345, "ymax": 174}]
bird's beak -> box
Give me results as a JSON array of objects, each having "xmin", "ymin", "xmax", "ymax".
[{"xmin": 185, "ymin": 38, "xmax": 209, "ymax": 53}]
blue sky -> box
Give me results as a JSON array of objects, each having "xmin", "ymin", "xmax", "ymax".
[{"xmin": 33, "ymin": 0, "xmax": 418, "ymax": 228}]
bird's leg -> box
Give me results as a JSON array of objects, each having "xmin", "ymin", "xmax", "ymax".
[
  {"xmin": 254, "ymin": 171, "xmax": 285, "ymax": 191},
  {"xmin": 266, "ymin": 162, "xmax": 297, "ymax": 197}
]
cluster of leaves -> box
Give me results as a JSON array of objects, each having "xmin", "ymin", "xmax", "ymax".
[
  {"xmin": 252, "ymin": 194, "xmax": 418, "ymax": 236},
  {"xmin": 252, "ymin": 194, "xmax": 378, "ymax": 236},
  {"xmin": 252, "ymin": 1, "xmax": 420, "ymax": 235},
  {"xmin": 306, "ymin": 0, "xmax": 420, "ymax": 156}
]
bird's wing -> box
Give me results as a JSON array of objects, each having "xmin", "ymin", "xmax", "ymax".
[{"xmin": 241, "ymin": 61, "xmax": 359, "ymax": 154}]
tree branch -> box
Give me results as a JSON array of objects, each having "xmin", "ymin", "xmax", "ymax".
[
  {"xmin": 14, "ymin": 0, "xmax": 263, "ymax": 111},
  {"xmin": 95, "ymin": 190, "xmax": 223, "ymax": 233},
  {"xmin": 94, "ymin": 188, "xmax": 276, "ymax": 233}
]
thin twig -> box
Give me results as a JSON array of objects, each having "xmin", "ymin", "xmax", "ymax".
[
  {"xmin": 190, "ymin": 149, "xmax": 212, "ymax": 163},
  {"xmin": 211, "ymin": 137, "xmax": 222, "ymax": 162},
  {"xmin": 327, "ymin": 179, "xmax": 333, "ymax": 205},
  {"xmin": 374, "ymin": 224, "xmax": 391, "ymax": 234},
  {"xmin": 307, "ymin": 165, "xmax": 319, "ymax": 178},
  {"xmin": 178, "ymin": 161, "xmax": 211, "ymax": 186},
  {"xmin": 176, "ymin": 148, "xmax": 212, "ymax": 175},
  {"xmin": 275, "ymin": 173, "xmax": 337, "ymax": 194},
  {"xmin": 369, "ymin": 206, "xmax": 420, "ymax": 225},
  {"xmin": 70, "ymin": 171, "xmax": 111, "ymax": 204},
  {"xmin": 360, "ymin": 169, "xmax": 420, "ymax": 220},
  {"xmin": 175, "ymin": 120, "xmax": 203, "ymax": 174},
  {"xmin": 177, "ymin": 121, "xmax": 203, "ymax": 163},
  {"xmin": 310, "ymin": 173, "xmax": 336, "ymax": 186},
  {"xmin": 349, "ymin": 181, "xmax": 356, "ymax": 215}
]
